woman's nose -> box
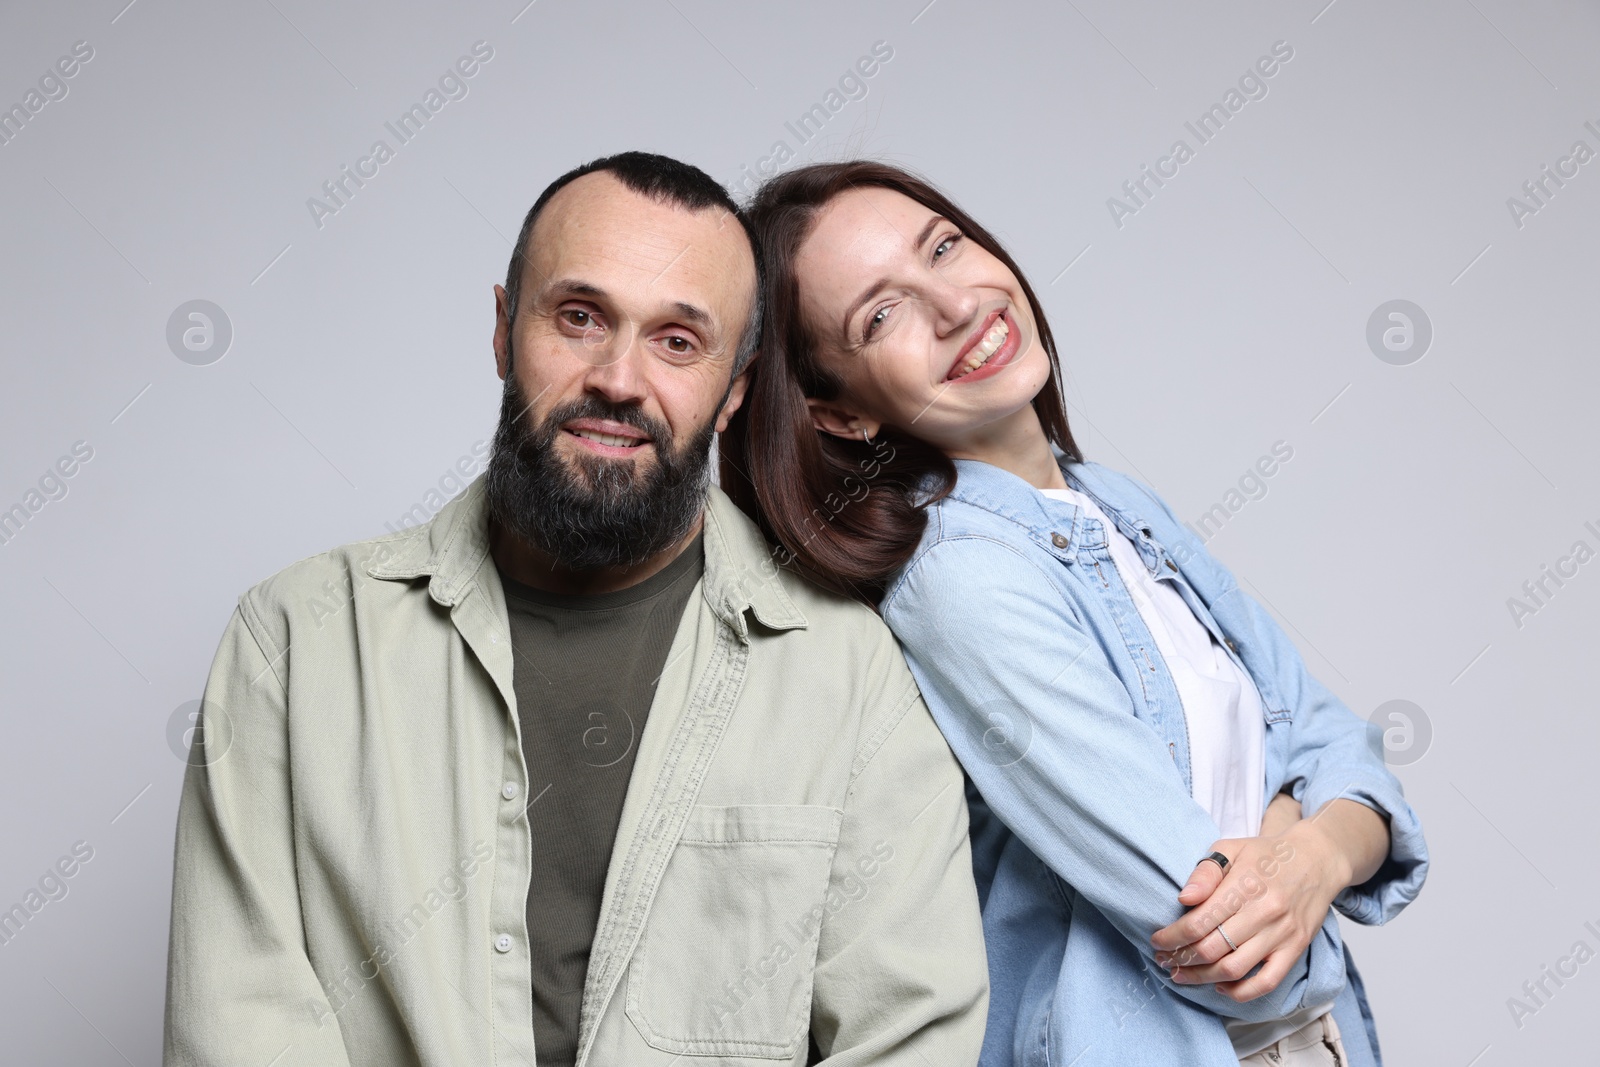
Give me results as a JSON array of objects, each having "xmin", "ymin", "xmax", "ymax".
[{"xmin": 928, "ymin": 280, "xmax": 982, "ymax": 337}]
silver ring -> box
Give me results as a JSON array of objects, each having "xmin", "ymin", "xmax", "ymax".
[{"xmin": 1217, "ymin": 923, "xmax": 1238, "ymax": 953}]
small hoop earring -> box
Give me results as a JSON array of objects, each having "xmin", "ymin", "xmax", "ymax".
[{"xmin": 861, "ymin": 428, "xmax": 874, "ymax": 444}]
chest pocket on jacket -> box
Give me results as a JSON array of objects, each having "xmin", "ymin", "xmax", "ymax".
[{"xmin": 625, "ymin": 803, "xmax": 844, "ymax": 1061}]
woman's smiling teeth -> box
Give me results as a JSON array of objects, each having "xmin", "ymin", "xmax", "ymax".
[{"xmin": 949, "ymin": 316, "xmax": 1009, "ymax": 380}]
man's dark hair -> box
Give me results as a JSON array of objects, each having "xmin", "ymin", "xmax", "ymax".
[{"xmin": 502, "ymin": 150, "xmax": 763, "ymax": 373}]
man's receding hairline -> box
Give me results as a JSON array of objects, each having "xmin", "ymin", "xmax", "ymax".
[
  {"xmin": 526, "ymin": 169, "xmax": 751, "ymax": 254},
  {"xmin": 505, "ymin": 152, "xmax": 763, "ymax": 374},
  {"xmin": 520, "ymin": 174, "xmax": 757, "ymax": 332}
]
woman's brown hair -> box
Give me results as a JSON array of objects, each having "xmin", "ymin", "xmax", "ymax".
[{"xmin": 719, "ymin": 160, "xmax": 1080, "ymax": 605}]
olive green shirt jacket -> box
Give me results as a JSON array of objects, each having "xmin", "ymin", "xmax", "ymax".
[{"xmin": 162, "ymin": 473, "xmax": 988, "ymax": 1066}]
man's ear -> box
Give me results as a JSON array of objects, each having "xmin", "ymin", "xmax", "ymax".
[
  {"xmin": 806, "ymin": 397, "xmax": 879, "ymax": 442},
  {"xmin": 493, "ymin": 284, "xmax": 512, "ymax": 381},
  {"xmin": 715, "ymin": 367, "xmax": 752, "ymax": 434}
]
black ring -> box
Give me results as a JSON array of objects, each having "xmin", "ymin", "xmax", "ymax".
[{"xmin": 1199, "ymin": 850, "xmax": 1230, "ymax": 872}]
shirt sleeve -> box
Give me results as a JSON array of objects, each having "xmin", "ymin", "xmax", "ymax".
[
  {"xmin": 1130, "ymin": 472, "xmax": 1430, "ymax": 926},
  {"xmin": 882, "ymin": 536, "xmax": 1345, "ymax": 1024},
  {"xmin": 163, "ymin": 598, "xmax": 355, "ymax": 1066},
  {"xmin": 807, "ymin": 635, "xmax": 990, "ymax": 1064}
]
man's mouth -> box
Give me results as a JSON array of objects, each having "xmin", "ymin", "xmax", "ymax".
[
  {"xmin": 945, "ymin": 310, "xmax": 1019, "ymax": 383},
  {"xmin": 561, "ymin": 418, "xmax": 653, "ymax": 456}
]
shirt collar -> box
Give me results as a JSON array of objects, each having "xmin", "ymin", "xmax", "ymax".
[
  {"xmin": 365, "ymin": 472, "xmax": 807, "ymax": 635},
  {"xmin": 942, "ymin": 454, "xmax": 1156, "ymax": 554}
]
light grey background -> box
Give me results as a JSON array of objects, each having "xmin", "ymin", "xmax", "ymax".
[{"xmin": 2, "ymin": 0, "xmax": 1596, "ymax": 1062}]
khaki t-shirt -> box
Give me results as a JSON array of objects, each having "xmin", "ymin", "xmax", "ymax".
[{"xmin": 496, "ymin": 531, "xmax": 705, "ymax": 1067}]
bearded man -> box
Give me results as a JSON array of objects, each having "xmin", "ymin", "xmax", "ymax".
[{"xmin": 162, "ymin": 151, "xmax": 987, "ymax": 1067}]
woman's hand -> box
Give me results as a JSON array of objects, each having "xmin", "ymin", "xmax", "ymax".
[{"xmin": 1150, "ymin": 797, "xmax": 1389, "ymax": 1001}]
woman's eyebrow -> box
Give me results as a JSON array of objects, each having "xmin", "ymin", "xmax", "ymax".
[{"xmin": 913, "ymin": 214, "xmax": 945, "ymax": 250}]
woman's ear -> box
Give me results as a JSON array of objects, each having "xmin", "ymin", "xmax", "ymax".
[{"xmin": 806, "ymin": 397, "xmax": 879, "ymax": 442}]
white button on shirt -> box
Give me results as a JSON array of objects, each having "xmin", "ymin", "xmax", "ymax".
[{"xmin": 1041, "ymin": 486, "xmax": 1266, "ymax": 840}]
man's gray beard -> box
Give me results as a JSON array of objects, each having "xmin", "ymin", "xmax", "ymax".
[{"xmin": 483, "ymin": 364, "xmax": 715, "ymax": 572}]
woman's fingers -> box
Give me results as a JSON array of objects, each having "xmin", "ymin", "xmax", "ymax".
[
  {"xmin": 1151, "ymin": 830, "xmax": 1335, "ymax": 999},
  {"xmin": 1153, "ymin": 861, "xmax": 1250, "ymax": 950},
  {"xmin": 1216, "ymin": 948, "xmax": 1296, "ymax": 1002},
  {"xmin": 1176, "ymin": 847, "xmax": 1232, "ymax": 907},
  {"xmin": 1169, "ymin": 927, "xmax": 1272, "ymax": 988},
  {"xmin": 1156, "ymin": 902, "xmax": 1268, "ymax": 969}
]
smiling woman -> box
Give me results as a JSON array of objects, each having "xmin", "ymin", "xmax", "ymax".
[
  {"xmin": 719, "ymin": 161, "xmax": 1077, "ymax": 603},
  {"xmin": 722, "ymin": 159, "xmax": 1428, "ymax": 1067}
]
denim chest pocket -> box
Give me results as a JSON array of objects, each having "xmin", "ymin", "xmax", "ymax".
[{"xmin": 625, "ymin": 803, "xmax": 844, "ymax": 1061}]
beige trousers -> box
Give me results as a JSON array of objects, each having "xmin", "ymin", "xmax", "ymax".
[{"xmin": 1238, "ymin": 1012, "xmax": 1347, "ymax": 1066}]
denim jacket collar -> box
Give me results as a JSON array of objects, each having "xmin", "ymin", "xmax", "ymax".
[{"xmin": 944, "ymin": 456, "xmax": 1170, "ymax": 576}]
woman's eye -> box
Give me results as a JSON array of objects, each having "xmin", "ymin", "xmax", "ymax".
[
  {"xmin": 933, "ymin": 234, "xmax": 960, "ymax": 259},
  {"xmin": 864, "ymin": 305, "xmax": 890, "ymax": 341}
]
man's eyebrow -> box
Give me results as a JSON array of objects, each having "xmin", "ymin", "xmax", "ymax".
[
  {"xmin": 840, "ymin": 214, "xmax": 947, "ymax": 342},
  {"xmin": 541, "ymin": 279, "xmax": 719, "ymax": 339},
  {"xmin": 670, "ymin": 300, "xmax": 716, "ymax": 336},
  {"xmin": 541, "ymin": 278, "xmax": 606, "ymax": 302}
]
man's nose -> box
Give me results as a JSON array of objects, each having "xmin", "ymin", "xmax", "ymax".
[{"xmin": 579, "ymin": 326, "xmax": 648, "ymax": 404}]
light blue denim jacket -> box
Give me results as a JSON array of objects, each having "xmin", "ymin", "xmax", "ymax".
[{"xmin": 879, "ymin": 456, "xmax": 1428, "ymax": 1067}]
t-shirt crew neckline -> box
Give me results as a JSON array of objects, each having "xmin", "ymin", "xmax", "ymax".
[{"xmin": 496, "ymin": 528, "xmax": 706, "ymax": 612}]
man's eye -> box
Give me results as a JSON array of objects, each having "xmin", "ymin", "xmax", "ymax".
[
  {"xmin": 563, "ymin": 309, "xmax": 592, "ymax": 327},
  {"xmin": 664, "ymin": 336, "xmax": 692, "ymax": 354}
]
